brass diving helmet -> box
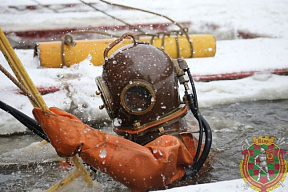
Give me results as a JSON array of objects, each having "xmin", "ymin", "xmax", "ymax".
[{"xmin": 96, "ymin": 33, "xmax": 188, "ymax": 143}]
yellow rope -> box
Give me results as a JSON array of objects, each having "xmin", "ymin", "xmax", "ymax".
[{"xmin": 46, "ymin": 156, "xmax": 93, "ymax": 192}]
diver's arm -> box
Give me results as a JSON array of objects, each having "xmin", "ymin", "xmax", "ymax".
[{"xmin": 33, "ymin": 107, "xmax": 193, "ymax": 191}]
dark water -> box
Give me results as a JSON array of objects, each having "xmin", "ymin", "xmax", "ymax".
[{"xmin": 0, "ymin": 100, "xmax": 288, "ymax": 191}]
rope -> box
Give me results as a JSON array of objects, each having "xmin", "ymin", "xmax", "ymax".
[
  {"xmin": 61, "ymin": 34, "xmax": 76, "ymax": 67},
  {"xmin": 170, "ymin": 30, "xmax": 183, "ymax": 58},
  {"xmin": 31, "ymin": 0, "xmax": 59, "ymax": 13},
  {"xmin": 60, "ymin": 31, "xmax": 121, "ymax": 67},
  {"xmin": 97, "ymin": 0, "xmax": 194, "ymax": 58},
  {"xmin": 70, "ymin": 30, "xmax": 121, "ymax": 38},
  {"xmin": 60, "ymin": 0, "xmax": 195, "ymax": 63},
  {"xmin": 79, "ymin": 0, "xmax": 145, "ymax": 33},
  {"xmin": 136, "ymin": 31, "xmax": 182, "ymax": 58}
]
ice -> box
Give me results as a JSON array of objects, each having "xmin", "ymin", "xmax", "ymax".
[{"xmin": 0, "ymin": 141, "xmax": 61, "ymax": 165}]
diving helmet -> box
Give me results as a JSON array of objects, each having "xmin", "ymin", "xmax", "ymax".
[{"xmin": 96, "ymin": 33, "xmax": 188, "ymax": 143}]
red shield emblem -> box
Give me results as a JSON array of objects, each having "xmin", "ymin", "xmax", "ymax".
[{"xmin": 240, "ymin": 136, "xmax": 287, "ymax": 192}]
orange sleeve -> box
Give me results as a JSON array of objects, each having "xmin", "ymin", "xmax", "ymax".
[{"xmin": 33, "ymin": 107, "xmax": 193, "ymax": 191}]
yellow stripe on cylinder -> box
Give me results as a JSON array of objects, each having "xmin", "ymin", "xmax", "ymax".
[{"xmin": 35, "ymin": 34, "xmax": 216, "ymax": 68}]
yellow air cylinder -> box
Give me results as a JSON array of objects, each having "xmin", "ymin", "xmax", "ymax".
[{"xmin": 34, "ymin": 34, "xmax": 216, "ymax": 68}]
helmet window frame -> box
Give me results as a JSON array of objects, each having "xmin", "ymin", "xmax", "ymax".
[{"xmin": 120, "ymin": 80, "xmax": 156, "ymax": 115}]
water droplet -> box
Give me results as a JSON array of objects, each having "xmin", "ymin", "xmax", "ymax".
[
  {"xmin": 161, "ymin": 174, "xmax": 166, "ymax": 183},
  {"xmin": 99, "ymin": 148, "xmax": 107, "ymax": 158}
]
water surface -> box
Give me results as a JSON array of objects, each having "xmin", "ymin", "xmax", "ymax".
[{"xmin": 1, "ymin": 100, "xmax": 287, "ymax": 191}]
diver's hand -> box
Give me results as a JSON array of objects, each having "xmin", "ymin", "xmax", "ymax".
[{"xmin": 33, "ymin": 107, "xmax": 86, "ymax": 157}]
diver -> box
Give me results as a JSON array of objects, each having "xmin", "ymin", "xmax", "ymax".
[{"xmin": 32, "ymin": 33, "xmax": 212, "ymax": 192}]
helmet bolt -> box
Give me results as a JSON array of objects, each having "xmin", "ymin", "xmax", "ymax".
[
  {"xmin": 99, "ymin": 105, "xmax": 105, "ymax": 110},
  {"xmin": 96, "ymin": 90, "xmax": 101, "ymax": 95},
  {"xmin": 133, "ymin": 121, "xmax": 141, "ymax": 129}
]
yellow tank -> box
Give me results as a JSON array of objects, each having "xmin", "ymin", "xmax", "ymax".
[{"xmin": 34, "ymin": 34, "xmax": 216, "ymax": 68}]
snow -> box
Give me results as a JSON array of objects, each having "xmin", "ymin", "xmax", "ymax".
[
  {"xmin": 157, "ymin": 178, "xmax": 288, "ymax": 192},
  {"xmin": 0, "ymin": 0, "xmax": 288, "ymax": 191},
  {"xmin": 190, "ymin": 38, "xmax": 288, "ymax": 75}
]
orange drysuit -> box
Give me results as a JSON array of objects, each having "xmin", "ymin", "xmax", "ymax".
[{"xmin": 33, "ymin": 107, "xmax": 198, "ymax": 192}]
